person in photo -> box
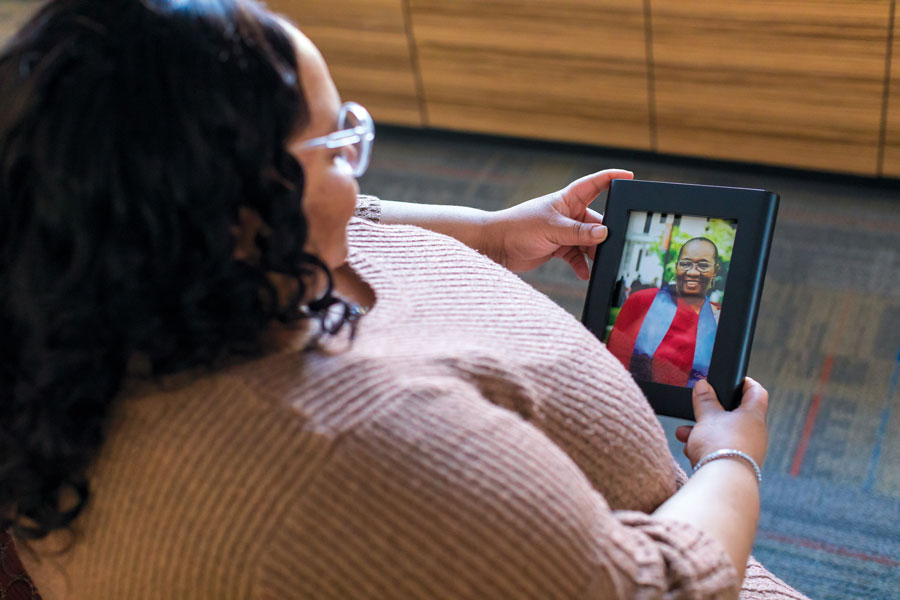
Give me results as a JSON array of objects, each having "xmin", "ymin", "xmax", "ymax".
[{"xmin": 607, "ymin": 237, "xmax": 721, "ymax": 387}]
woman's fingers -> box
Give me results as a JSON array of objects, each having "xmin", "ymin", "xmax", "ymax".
[
  {"xmin": 579, "ymin": 208, "xmax": 606, "ymax": 261},
  {"xmin": 564, "ymin": 169, "xmax": 634, "ymax": 209},
  {"xmin": 739, "ymin": 377, "xmax": 769, "ymax": 420},
  {"xmin": 546, "ymin": 214, "xmax": 607, "ymax": 249},
  {"xmin": 675, "ymin": 425, "xmax": 693, "ymax": 443},
  {"xmin": 562, "ymin": 246, "xmax": 591, "ymax": 280},
  {"xmin": 582, "ymin": 207, "xmax": 604, "ymax": 224},
  {"xmin": 692, "ymin": 379, "xmax": 724, "ymax": 421}
]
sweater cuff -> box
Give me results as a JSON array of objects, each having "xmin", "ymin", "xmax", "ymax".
[
  {"xmin": 355, "ymin": 194, "xmax": 382, "ymax": 223},
  {"xmin": 614, "ymin": 510, "xmax": 739, "ymax": 598},
  {"xmin": 672, "ymin": 456, "xmax": 690, "ymax": 488},
  {"xmin": 740, "ymin": 556, "xmax": 809, "ymax": 599}
]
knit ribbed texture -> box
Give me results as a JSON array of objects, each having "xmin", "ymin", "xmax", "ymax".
[
  {"xmin": 353, "ymin": 194, "xmax": 382, "ymax": 223},
  {"xmin": 20, "ymin": 199, "xmax": 807, "ymax": 599}
]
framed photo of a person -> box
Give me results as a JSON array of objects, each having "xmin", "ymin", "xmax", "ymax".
[{"xmin": 582, "ymin": 180, "xmax": 779, "ymax": 420}]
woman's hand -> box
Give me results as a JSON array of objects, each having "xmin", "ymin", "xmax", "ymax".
[
  {"xmin": 675, "ymin": 378, "xmax": 769, "ymax": 468},
  {"xmin": 655, "ymin": 378, "xmax": 769, "ymax": 583},
  {"xmin": 480, "ymin": 169, "xmax": 634, "ymax": 279}
]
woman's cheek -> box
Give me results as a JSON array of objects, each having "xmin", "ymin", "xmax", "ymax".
[{"xmin": 334, "ymin": 166, "xmax": 359, "ymax": 219}]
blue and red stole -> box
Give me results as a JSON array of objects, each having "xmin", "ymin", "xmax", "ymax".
[{"xmin": 628, "ymin": 286, "xmax": 717, "ymax": 388}]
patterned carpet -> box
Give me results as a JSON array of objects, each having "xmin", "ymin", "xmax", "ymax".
[{"xmin": 359, "ymin": 126, "xmax": 900, "ymax": 600}]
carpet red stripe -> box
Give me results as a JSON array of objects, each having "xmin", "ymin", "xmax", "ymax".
[
  {"xmin": 789, "ymin": 355, "xmax": 834, "ymax": 477},
  {"xmin": 789, "ymin": 294, "xmax": 852, "ymax": 477},
  {"xmin": 760, "ymin": 531, "xmax": 900, "ymax": 568}
]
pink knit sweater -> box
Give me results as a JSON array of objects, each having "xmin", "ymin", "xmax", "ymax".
[{"xmin": 21, "ymin": 200, "xmax": 806, "ymax": 599}]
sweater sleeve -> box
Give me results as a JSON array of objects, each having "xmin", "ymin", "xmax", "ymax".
[
  {"xmin": 254, "ymin": 376, "xmax": 737, "ymax": 600},
  {"xmin": 354, "ymin": 194, "xmax": 382, "ymax": 222}
]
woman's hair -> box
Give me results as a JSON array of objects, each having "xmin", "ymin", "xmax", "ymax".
[
  {"xmin": 677, "ymin": 237, "xmax": 719, "ymax": 262},
  {"xmin": 0, "ymin": 0, "xmax": 346, "ymax": 540}
]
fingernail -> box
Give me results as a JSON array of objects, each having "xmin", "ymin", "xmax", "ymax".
[
  {"xmin": 694, "ymin": 380, "xmax": 710, "ymax": 394},
  {"xmin": 590, "ymin": 225, "xmax": 608, "ymax": 239}
]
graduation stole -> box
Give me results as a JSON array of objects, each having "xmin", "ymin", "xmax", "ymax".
[{"xmin": 632, "ymin": 286, "xmax": 717, "ymax": 384}]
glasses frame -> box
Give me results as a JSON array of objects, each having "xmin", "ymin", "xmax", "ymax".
[
  {"xmin": 675, "ymin": 259, "xmax": 716, "ymax": 273},
  {"xmin": 296, "ymin": 101, "xmax": 375, "ymax": 178}
]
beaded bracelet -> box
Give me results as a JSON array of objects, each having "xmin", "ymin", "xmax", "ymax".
[{"xmin": 692, "ymin": 449, "xmax": 762, "ymax": 484}]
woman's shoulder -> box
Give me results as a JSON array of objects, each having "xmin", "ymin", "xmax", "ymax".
[{"xmin": 344, "ymin": 216, "xmax": 547, "ymax": 313}]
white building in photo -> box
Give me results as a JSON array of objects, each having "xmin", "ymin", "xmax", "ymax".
[{"xmin": 617, "ymin": 211, "xmax": 711, "ymax": 288}]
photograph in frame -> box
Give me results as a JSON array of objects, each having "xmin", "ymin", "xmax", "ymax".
[
  {"xmin": 582, "ymin": 180, "xmax": 779, "ymax": 420},
  {"xmin": 605, "ymin": 212, "xmax": 737, "ymax": 389}
]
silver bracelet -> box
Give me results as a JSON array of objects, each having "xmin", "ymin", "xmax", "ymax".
[{"xmin": 692, "ymin": 449, "xmax": 762, "ymax": 484}]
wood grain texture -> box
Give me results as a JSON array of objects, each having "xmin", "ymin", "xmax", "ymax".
[
  {"xmin": 651, "ymin": 0, "xmax": 892, "ymax": 175},
  {"xmin": 409, "ymin": 0, "xmax": 651, "ymax": 149},
  {"xmin": 267, "ymin": 0, "xmax": 423, "ymax": 126},
  {"xmin": 883, "ymin": 0, "xmax": 900, "ymax": 176}
]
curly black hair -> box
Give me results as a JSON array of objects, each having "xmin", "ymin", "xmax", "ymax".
[{"xmin": 0, "ymin": 0, "xmax": 348, "ymax": 540}]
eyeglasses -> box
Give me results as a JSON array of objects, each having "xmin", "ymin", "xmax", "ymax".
[
  {"xmin": 676, "ymin": 259, "xmax": 715, "ymax": 273},
  {"xmin": 295, "ymin": 102, "xmax": 375, "ymax": 177}
]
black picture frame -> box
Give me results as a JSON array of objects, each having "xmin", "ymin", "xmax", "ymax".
[{"xmin": 582, "ymin": 179, "xmax": 779, "ymax": 420}]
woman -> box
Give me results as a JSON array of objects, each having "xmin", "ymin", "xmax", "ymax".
[
  {"xmin": 0, "ymin": 1, "xmax": 805, "ymax": 598},
  {"xmin": 608, "ymin": 238, "xmax": 722, "ymax": 387}
]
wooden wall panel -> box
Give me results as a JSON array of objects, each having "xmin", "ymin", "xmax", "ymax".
[
  {"xmin": 651, "ymin": 0, "xmax": 892, "ymax": 175},
  {"xmin": 0, "ymin": 1, "xmax": 35, "ymax": 43},
  {"xmin": 410, "ymin": 0, "xmax": 651, "ymax": 150},
  {"xmin": 267, "ymin": 0, "xmax": 423, "ymax": 126},
  {"xmin": 883, "ymin": 1, "xmax": 900, "ymax": 177}
]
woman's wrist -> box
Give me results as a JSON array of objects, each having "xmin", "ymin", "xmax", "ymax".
[
  {"xmin": 378, "ymin": 200, "xmax": 492, "ymax": 254},
  {"xmin": 655, "ymin": 457, "xmax": 760, "ymax": 582},
  {"xmin": 693, "ymin": 449, "xmax": 762, "ymax": 484},
  {"xmin": 476, "ymin": 209, "xmax": 509, "ymax": 265}
]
